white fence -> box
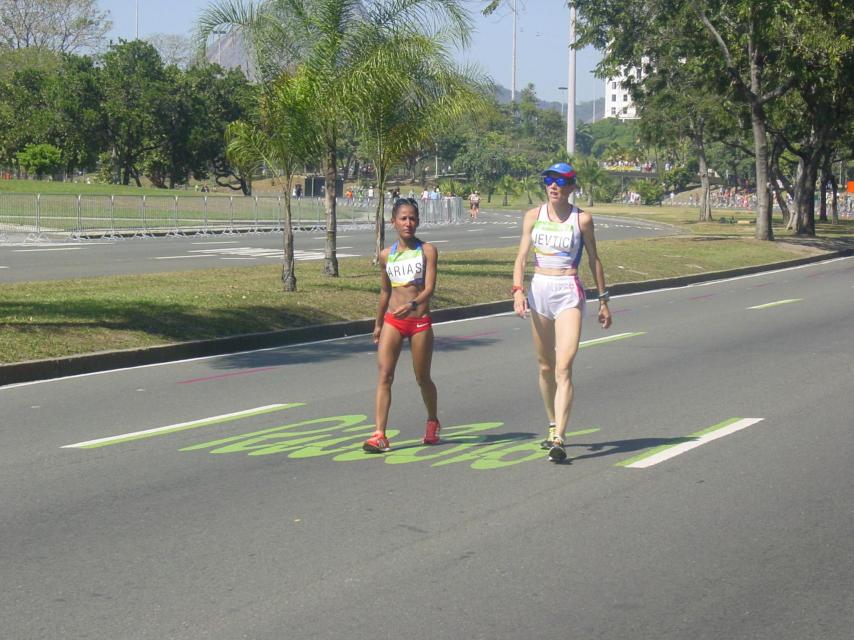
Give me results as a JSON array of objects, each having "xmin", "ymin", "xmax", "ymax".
[{"xmin": 0, "ymin": 194, "xmax": 465, "ymax": 238}]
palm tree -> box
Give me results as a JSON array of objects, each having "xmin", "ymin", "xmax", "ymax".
[
  {"xmin": 225, "ymin": 71, "xmax": 316, "ymax": 291},
  {"xmin": 347, "ymin": 27, "xmax": 487, "ymax": 260},
  {"xmin": 576, "ymin": 155, "xmax": 608, "ymax": 206},
  {"xmin": 519, "ymin": 174, "xmax": 541, "ymax": 205},
  {"xmin": 497, "ymin": 174, "xmax": 518, "ymax": 205},
  {"xmin": 197, "ymin": 0, "xmax": 472, "ymax": 276}
]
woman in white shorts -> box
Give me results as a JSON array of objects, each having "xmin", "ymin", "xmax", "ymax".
[{"xmin": 511, "ymin": 162, "xmax": 612, "ymax": 462}]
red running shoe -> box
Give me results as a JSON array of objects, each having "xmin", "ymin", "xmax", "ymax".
[
  {"xmin": 422, "ymin": 419, "xmax": 441, "ymax": 445},
  {"xmin": 363, "ymin": 432, "xmax": 391, "ymax": 453}
]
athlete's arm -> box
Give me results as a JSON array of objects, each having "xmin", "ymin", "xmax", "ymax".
[
  {"xmin": 418, "ymin": 242, "xmax": 438, "ymax": 307},
  {"xmin": 579, "ymin": 212, "xmax": 612, "ymax": 329},
  {"xmin": 512, "ymin": 208, "xmax": 537, "ymax": 317}
]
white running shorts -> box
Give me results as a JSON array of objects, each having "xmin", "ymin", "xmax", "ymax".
[{"xmin": 527, "ymin": 273, "xmax": 586, "ymax": 320}]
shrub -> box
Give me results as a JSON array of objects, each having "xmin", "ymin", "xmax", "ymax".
[{"xmin": 16, "ymin": 143, "xmax": 62, "ymax": 178}]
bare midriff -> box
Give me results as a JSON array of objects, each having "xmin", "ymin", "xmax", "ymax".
[{"xmin": 534, "ymin": 266, "xmax": 578, "ymax": 277}]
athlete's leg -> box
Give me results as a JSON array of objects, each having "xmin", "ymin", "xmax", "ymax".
[
  {"xmin": 552, "ymin": 307, "xmax": 583, "ymax": 439},
  {"xmin": 529, "ymin": 310, "xmax": 557, "ymax": 425},
  {"xmin": 409, "ymin": 328, "xmax": 438, "ymax": 420},
  {"xmin": 374, "ymin": 323, "xmax": 404, "ymax": 435}
]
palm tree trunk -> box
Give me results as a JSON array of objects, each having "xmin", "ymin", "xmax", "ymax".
[
  {"xmin": 374, "ymin": 162, "xmax": 387, "ymax": 265},
  {"xmin": 282, "ymin": 174, "xmax": 297, "ymax": 292},
  {"xmin": 323, "ymin": 139, "xmax": 339, "ymax": 276}
]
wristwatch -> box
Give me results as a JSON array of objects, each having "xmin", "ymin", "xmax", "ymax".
[
  {"xmin": 410, "ymin": 299, "xmax": 418, "ymax": 309},
  {"xmin": 598, "ymin": 291, "xmax": 610, "ymax": 303}
]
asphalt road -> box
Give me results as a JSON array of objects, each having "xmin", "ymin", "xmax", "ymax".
[
  {"xmin": 2, "ymin": 255, "xmax": 852, "ymax": 639},
  {"xmin": 0, "ymin": 210, "xmax": 671, "ymax": 282}
]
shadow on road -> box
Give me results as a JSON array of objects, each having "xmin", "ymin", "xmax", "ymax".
[
  {"xmin": 212, "ymin": 331, "xmax": 501, "ymax": 370},
  {"xmin": 569, "ymin": 436, "xmax": 697, "ymax": 462}
]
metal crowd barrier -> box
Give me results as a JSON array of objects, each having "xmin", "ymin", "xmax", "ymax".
[{"xmin": 0, "ymin": 193, "xmax": 465, "ymax": 239}]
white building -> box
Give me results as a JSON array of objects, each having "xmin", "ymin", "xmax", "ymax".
[{"xmin": 605, "ymin": 65, "xmax": 644, "ymax": 120}]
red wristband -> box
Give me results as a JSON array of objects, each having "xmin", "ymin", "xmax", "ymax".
[{"xmin": 511, "ymin": 285, "xmax": 525, "ymax": 295}]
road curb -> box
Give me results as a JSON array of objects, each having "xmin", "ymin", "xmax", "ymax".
[{"xmin": 1, "ymin": 249, "xmax": 848, "ymax": 387}]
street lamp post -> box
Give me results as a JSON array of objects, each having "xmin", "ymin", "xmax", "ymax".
[
  {"xmin": 558, "ymin": 86, "xmax": 568, "ymax": 121},
  {"xmin": 567, "ymin": 3, "xmax": 576, "ymax": 157},
  {"xmin": 592, "ymin": 77, "xmax": 597, "ymax": 123},
  {"xmin": 567, "ymin": 3, "xmax": 577, "ymax": 204},
  {"xmin": 511, "ymin": 0, "xmax": 517, "ymax": 102}
]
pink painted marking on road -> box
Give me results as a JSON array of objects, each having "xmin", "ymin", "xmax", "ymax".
[
  {"xmin": 177, "ymin": 367, "xmax": 278, "ymax": 384},
  {"xmin": 751, "ymin": 282, "xmax": 771, "ymax": 288},
  {"xmin": 439, "ymin": 330, "xmax": 500, "ymax": 342},
  {"xmin": 689, "ymin": 293, "xmax": 716, "ymax": 300}
]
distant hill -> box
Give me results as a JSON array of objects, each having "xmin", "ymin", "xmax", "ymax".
[
  {"xmin": 492, "ymin": 83, "xmax": 606, "ymax": 124},
  {"xmin": 207, "ymin": 39, "xmax": 606, "ymax": 123}
]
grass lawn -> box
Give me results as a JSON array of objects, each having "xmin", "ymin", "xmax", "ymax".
[
  {"xmin": 0, "ymin": 177, "xmax": 232, "ymax": 198},
  {"xmin": 0, "ymin": 235, "xmax": 827, "ymax": 364}
]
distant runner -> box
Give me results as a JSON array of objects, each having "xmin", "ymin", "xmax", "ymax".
[{"xmin": 469, "ymin": 190, "xmax": 480, "ymax": 220}]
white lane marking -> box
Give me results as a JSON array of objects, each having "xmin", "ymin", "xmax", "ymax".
[
  {"xmin": 0, "ymin": 266, "xmax": 8, "ymax": 269},
  {"xmin": 14, "ymin": 247, "xmax": 83, "ymax": 252},
  {"xmin": 499, "ymin": 236, "xmax": 519, "ymax": 239},
  {"xmin": 622, "ymin": 418, "xmax": 764, "ymax": 469},
  {"xmin": 429, "ymin": 240, "xmax": 449, "ymax": 243},
  {"xmin": 188, "ymin": 247, "xmax": 357, "ymax": 260},
  {"xmin": 191, "ymin": 241, "xmax": 240, "ymax": 245},
  {"xmin": 61, "ymin": 404, "xmax": 296, "ymax": 448},
  {"xmin": 5, "ymin": 242, "xmax": 111, "ymax": 247},
  {"xmin": 748, "ymin": 299, "xmax": 802, "ymax": 310},
  {"xmin": 222, "ymin": 257, "xmax": 257, "ymax": 260},
  {"xmin": 579, "ymin": 332, "xmax": 645, "ymax": 348},
  {"xmin": 155, "ymin": 255, "xmax": 208, "ymax": 260}
]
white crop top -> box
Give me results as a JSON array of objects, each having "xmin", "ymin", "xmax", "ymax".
[{"xmin": 386, "ymin": 241, "xmax": 425, "ymax": 287}]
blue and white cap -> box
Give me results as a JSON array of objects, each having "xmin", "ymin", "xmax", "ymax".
[{"xmin": 541, "ymin": 162, "xmax": 576, "ymax": 180}]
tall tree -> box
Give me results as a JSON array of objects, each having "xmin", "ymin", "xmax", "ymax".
[
  {"xmin": 226, "ymin": 71, "xmax": 316, "ymax": 291},
  {"xmin": 143, "ymin": 64, "xmax": 253, "ymax": 189},
  {"xmin": 0, "ymin": 0, "xmax": 111, "ymax": 53},
  {"xmin": 197, "ymin": 0, "xmax": 472, "ymax": 277},
  {"xmin": 147, "ymin": 33, "xmax": 194, "ymax": 69},
  {"xmin": 575, "ymin": 0, "xmax": 801, "ymax": 240},
  {"xmin": 348, "ymin": 26, "xmax": 486, "ymax": 261},
  {"xmin": 100, "ymin": 40, "xmax": 171, "ymax": 185}
]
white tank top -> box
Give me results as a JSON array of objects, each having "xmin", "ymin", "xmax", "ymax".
[{"xmin": 531, "ymin": 204, "xmax": 583, "ymax": 270}]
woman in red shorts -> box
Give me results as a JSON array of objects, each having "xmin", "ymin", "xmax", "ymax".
[{"xmin": 363, "ymin": 198, "xmax": 440, "ymax": 453}]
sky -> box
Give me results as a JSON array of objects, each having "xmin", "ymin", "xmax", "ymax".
[{"xmin": 100, "ymin": 0, "xmax": 603, "ymax": 106}]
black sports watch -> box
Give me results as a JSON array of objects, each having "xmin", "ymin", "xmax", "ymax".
[
  {"xmin": 597, "ymin": 291, "xmax": 610, "ymax": 303},
  {"xmin": 410, "ymin": 299, "xmax": 418, "ymax": 309}
]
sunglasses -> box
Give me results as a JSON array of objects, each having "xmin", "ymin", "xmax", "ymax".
[{"xmin": 543, "ymin": 175, "xmax": 574, "ymax": 187}]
